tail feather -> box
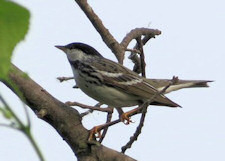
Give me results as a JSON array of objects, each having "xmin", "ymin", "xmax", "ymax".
[
  {"xmin": 145, "ymin": 79, "xmax": 213, "ymax": 94},
  {"xmin": 189, "ymin": 80, "xmax": 211, "ymax": 87},
  {"xmin": 152, "ymin": 95, "xmax": 181, "ymax": 108}
]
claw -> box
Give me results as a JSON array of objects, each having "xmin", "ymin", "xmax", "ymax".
[
  {"xmin": 88, "ymin": 126, "xmax": 102, "ymax": 141},
  {"xmin": 120, "ymin": 113, "xmax": 134, "ymax": 125}
]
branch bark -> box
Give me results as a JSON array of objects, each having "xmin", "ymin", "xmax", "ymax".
[
  {"xmin": 74, "ymin": 0, "xmax": 124, "ymax": 63},
  {"xmin": 2, "ymin": 64, "xmax": 136, "ymax": 161}
]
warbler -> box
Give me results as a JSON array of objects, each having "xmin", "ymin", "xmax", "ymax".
[{"xmin": 55, "ymin": 42, "xmax": 210, "ymax": 109}]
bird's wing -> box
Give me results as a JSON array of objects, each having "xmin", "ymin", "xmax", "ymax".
[
  {"xmin": 92, "ymin": 57, "xmax": 135, "ymax": 74},
  {"xmin": 92, "ymin": 58, "xmax": 180, "ymax": 107}
]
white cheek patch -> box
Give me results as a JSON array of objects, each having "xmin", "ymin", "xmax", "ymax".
[{"xmin": 67, "ymin": 49, "xmax": 86, "ymax": 61}]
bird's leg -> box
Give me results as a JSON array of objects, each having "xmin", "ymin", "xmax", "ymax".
[
  {"xmin": 88, "ymin": 119, "xmax": 121, "ymax": 141},
  {"xmin": 116, "ymin": 107, "xmax": 136, "ymax": 125},
  {"xmin": 115, "ymin": 107, "xmax": 124, "ymax": 117},
  {"xmin": 120, "ymin": 106, "xmax": 143, "ymax": 124}
]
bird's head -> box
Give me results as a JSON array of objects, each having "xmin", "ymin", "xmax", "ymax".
[{"xmin": 55, "ymin": 42, "xmax": 103, "ymax": 62}]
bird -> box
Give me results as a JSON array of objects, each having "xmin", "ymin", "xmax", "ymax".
[
  {"xmin": 55, "ymin": 42, "xmax": 210, "ymax": 108},
  {"xmin": 55, "ymin": 42, "xmax": 211, "ymax": 139}
]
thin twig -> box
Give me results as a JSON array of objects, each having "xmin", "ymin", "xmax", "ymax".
[
  {"xmin": 99, "ymin": 108, "xmax": 113, "ymax": 143},
  {"xmin": 121, "ymin": 77, "xmax": 178, "ymax": 153},
  {"xmin": 22, "ymin": 102, "xmax": 31, "ymax": 128},
  {"xmin": 126, "ymin": 48, "xmax": 141, "ymax": 54},
  {"xmin": 0, "ymin": 123, "xmax": 20, "ymax": 131},
  {"xmin": 0, "ymin": 94, "xmax": 24, "ymax": 128},
  {"xmin": 136, "ymin": 37, "xmax": 146, "ymax": 77},
  {"xmin": 80, "ymin": 109, "xmax": 93, "ymax": 117},
  {"xmin": 24, "ymin": 130, "xmax": 45, "ymax": 161},
  {"xmin": 66, "ymin": 101, "xmax": 113, "ymax": 113},
  {"xmin": 57, "ymin": 76, "xmax": 74, "ymax": 82},
  {"xmin": 121, "ymin": 103, "xmax": 148, "ymax": 153},
  {"xmin": 80, "ymin": 103, "xmax": 102, "ymax": 117}
]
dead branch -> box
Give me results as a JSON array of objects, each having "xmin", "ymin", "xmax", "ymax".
[
  {"xmin": 136, "ymin": 37, "xmax": 146, "ymax": 77},
  {"xmin": 120, "ymin": 28, "xmax": 161, "ymax": 49},
  {"xmin": 125, "ymin": 29, "xmax": 161, "ymax": 74}
]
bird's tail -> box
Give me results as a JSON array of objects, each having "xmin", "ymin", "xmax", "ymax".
[{"xmin": 146, "ymin": 79, "xmax": 213, "ymax": 94}]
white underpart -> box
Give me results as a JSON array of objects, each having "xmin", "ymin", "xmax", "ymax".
[
  {"xmin": 157, "ymin": 82, "xmax": 195, "ymax": 94},
  {"xmin": 97, "ymin": 70, "xmax": 123, "ymax": 77},
  {"xmin": 73, "ymin": 68, "xmax": 140, "ymax": 107}
]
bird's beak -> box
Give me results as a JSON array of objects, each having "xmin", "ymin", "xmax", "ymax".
[{"xmin": 55, "ymin": 45, "xmax": 67, "ymax": 53}]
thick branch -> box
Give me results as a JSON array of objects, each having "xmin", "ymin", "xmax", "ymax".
[
  {"xmin": 74, "ymin": 0, "xmax": 124, "ymax": 63},
  {"xmin": 1, "ymin": 64, "xmax": 136, "ymax": 161}
]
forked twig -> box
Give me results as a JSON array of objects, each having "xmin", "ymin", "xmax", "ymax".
[
  {"xmin": 66, "ymin": 101, "xmax": 113, "ymax": 113},
  {"xmin": 121, "ymin": 28, "xmax": 161, "ymax": 49},
  {"xmin": 129, "ymin": 34, "xmax": 158, "ymax": 74},
  {"xmin": 80, "ymin": 103, "xmax": 103, "ymax": 117}
]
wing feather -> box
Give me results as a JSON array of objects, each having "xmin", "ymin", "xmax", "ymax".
[{"xmin": 91, "ymin": 58, "xmax": 180, "ymax": 107}]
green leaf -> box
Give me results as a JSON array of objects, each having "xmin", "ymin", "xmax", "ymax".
[{"xmin": 0, "ymin": 0, "xmax": 30, "ymax": 79}]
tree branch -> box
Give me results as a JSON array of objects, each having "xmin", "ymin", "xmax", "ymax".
[
  {"xmin": 120, "ymin": 28, "xmax": 161, "ymax": 49},
  {"xmin": 128, "ymin": 35, "xmax": 155, "ymax": 74},
  {"xmin": 1, "ymin": 64, "xmax": 136, "ymax": 161},
  {"xmin": 74, "ymin": 0, "xmax": 124, "ymax": 63}
]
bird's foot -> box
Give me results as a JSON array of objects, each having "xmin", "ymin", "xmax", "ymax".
[
  {"xmin": 88, "ymin": 125, "xmax": 102, "ymax": 141},
  {"xmin": 120, "ymin": 112, "xmax": 134, "ymax": 125}
]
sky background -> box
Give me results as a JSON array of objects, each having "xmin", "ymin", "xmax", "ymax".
[{"xmin": 0, "ymin": 0, "xmax": 224, "ymax": 161}]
